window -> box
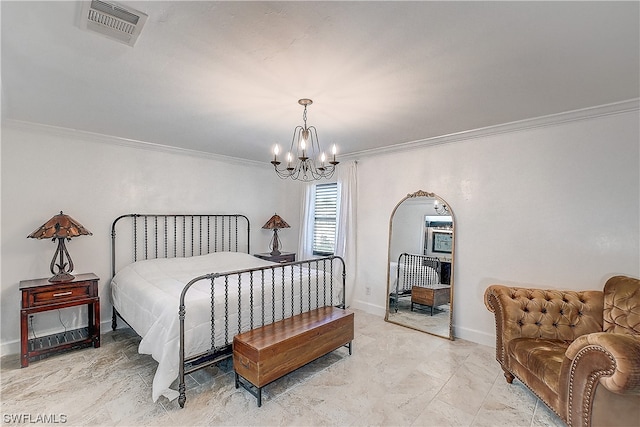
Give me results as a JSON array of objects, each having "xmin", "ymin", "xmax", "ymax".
[{"xmin": 313, "ymin": 182, "xmax": 338, "ymax": 255}]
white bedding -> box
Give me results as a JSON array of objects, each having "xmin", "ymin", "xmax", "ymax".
[{"xmin": 111, "ymin": 252, "xmax": 338, "ymax": 402}]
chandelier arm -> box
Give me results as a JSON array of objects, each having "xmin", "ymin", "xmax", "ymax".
[
  {"xmin": 290, "ymin": 126, "xmax": 303, "ymax": 152},
  {"xmin": 307, "ymin": 126, "xmax": 322, "ymax": 154}
]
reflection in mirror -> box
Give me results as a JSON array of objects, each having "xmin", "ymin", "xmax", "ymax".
[{"xmin": 385, "ymin": 190, "xmax": 454, "ymax": 340}]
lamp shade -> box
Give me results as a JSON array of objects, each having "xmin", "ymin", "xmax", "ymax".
[
  {"xmin": 262, "ymin": 214, "xmax": 290, "ymax": 230},
  {"xmin": 28, "ymin": 211, "xmax": 92, "ymax": 240}
]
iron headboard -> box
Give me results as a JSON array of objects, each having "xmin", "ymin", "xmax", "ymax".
[{"xmin": 111, "ymin": 214, "xmax": 250, "ymax": 278}]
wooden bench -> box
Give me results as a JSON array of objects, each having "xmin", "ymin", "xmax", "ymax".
[{"xmin": 233, "ymin": 306, "xmax": 354, "ymax": 406}]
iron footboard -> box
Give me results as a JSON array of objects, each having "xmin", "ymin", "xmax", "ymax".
[{"xmin": 177, "ymin": 256, "xmax": 346, "ymax": 408}]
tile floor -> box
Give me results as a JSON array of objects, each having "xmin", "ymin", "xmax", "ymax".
[{"xmin": 1, "ymin": 310, "xmax": 565, "ymax": 426}]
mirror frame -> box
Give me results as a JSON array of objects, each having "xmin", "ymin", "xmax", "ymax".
[{"xmin": 384, "ymin": 190, "xmax": 455, "ymax": 340}]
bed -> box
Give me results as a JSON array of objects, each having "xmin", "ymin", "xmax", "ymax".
[
  {"xmin": 110, "ymin": 214, "xmax": 345, "ymax": 407},
  {"xmin": 389, "ymin": 253, "xmax": 440, "ymax": 312}
]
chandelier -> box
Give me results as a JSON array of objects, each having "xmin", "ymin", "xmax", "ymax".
[{"xmin": 271, "ymin": 99, "xmax": 339, "ymax": 181}]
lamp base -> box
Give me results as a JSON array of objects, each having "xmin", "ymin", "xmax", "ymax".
[
  {"xmin": 48, "ymin": 272, "xmax": 75, "ymax": 283},
  {"xmin": 269, "ymin": 229, "xmax": 282, "ymax": 257}
]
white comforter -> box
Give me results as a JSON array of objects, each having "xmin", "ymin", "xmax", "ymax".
[{"xmin": 111, "ymin": 252, "xmax": 339, "ymax": 402}]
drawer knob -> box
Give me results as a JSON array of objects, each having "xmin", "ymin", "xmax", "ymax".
[{"xmin": 53, "ymin": 291, "xmax": 73, "ymax": 297}]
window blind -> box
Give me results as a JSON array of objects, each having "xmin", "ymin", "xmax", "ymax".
[{"xmin": 313, "ymin": 183, "xmax": 338, "ymax": 255}]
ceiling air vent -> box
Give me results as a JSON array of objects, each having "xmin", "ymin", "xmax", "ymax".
[{"xmin": 79, "ymin": 0, "xmax": 148, "ymax": 47}]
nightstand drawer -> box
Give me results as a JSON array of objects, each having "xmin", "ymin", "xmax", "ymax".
[
  {"xmin": 30, "ymin": 283, "xmax": 93, "ymax": 306},
  {"xmin": 20, "ymin": 273, "xmax": 99, "ymax": 309}
]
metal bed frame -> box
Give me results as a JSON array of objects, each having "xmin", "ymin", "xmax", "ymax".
[
  {"xmin": 110, "ymin": 214, "xmax": 345, "ymax": 407},
  {"xmin": 391, "ymin": 252, "xmax": 440, "ymax": 313}
]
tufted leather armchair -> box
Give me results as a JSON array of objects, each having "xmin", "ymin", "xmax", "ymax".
[{"xmin": 484, "ymin": 275, "xmax": 640, "ymax": 427}]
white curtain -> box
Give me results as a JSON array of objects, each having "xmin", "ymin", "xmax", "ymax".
[
  {"xmin": 334, "ymin": 160, "xmax": 358, "ymax": 307},
  {"xmin": 297, "ymin": 183, "xmax": 316, "ymax": 260},
  {"xmin": 297, "ymin": 160, "xmax": 358, "ymax": 306}
]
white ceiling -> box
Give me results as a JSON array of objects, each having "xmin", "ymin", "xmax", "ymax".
[{"xmin": 2, "ymin": 1, "xmax": 639, "ymax": 162}]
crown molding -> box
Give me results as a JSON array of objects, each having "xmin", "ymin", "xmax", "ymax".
[
  {"xmin": 4, "ymin": 98, "xmax": 638, "ymax": 165},
  {"xmin": 1, "ymin": 119, "xmax": 268, "ymax": 169},
  {"xmin": 341, "ymin": 98, "xmax": 640, "ymax": 161}
]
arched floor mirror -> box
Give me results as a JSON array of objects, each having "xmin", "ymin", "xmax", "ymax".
[{"xmin": 384, "ymin": 190, "xmax": 455, "ymax": 340}]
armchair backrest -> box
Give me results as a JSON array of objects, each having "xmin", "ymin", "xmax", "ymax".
[
  {"xmin": 485, "ymin": 286, "xmax": 603, "ymax": 345},
  {"xmin": 603, "ymin": 275, "xmax": 640, "ymax": 335}
]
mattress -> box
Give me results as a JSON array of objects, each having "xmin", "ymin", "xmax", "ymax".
[{"xmin": 111, "ymin": 251, "xmax": 336, "ymax": 401}]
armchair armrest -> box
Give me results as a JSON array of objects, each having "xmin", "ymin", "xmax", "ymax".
[
  {"xmin": 485, "ymin": 285, "xmax": 603, "ymax": 365},
  {"xmin": 565, "ymin": 332, "xmax": 640, "ymax": 394},
  {"xmin": 563, "ymin": 333, "xmax": 640, "ymax": 427}
]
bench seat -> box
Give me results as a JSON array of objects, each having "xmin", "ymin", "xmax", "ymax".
[{"xmin": 233, "ymin": 306, "xmax": 354, "ymax": 406}]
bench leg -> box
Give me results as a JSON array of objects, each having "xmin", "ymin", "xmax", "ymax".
[{"xmin": 236, "ymin": 373, "xmax": 263, "ymax": 407}]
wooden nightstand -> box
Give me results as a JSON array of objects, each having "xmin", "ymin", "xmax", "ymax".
[
  {"xmin": 19, "ymin": 273, "xmax": 100, "ymax": 367},
  {"xmin": 254, "ymin": 252, "xmax": 296, "ymax": 263}
]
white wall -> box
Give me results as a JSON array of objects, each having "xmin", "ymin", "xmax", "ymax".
[
  {"xmin": 0, "ymin": 121, "xmax": 300, "ymax": 355},
  {"xmin": 2, "ymin": 107, "xmax": 638, "ymax": 354},
  {"xmin": 351, "ymin": 110, "xmax": 640, "ymax": 346}
]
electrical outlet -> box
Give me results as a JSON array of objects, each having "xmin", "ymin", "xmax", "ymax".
[{"xmin": 365, "ymin": 286, "xmax": 371, "ymax": 296}]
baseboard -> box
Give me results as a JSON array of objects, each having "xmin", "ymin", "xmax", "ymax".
[
  {"xmin": 2, "ymin": 311, "xmax": 497, "ymax": 355},
  {"xmin": 350, "ymin": 300, "xmax": 496, "ymax": 347},
  {"xmin": 453, "ymin": 325, "xmax": 496, "ymax": 348},
  {"xmin": 1, "ymin": 339, "xmax": 19, "ymax": 358},
  {"xmin": 350, "ymin": 299, "xmax": 386, "ymax": 317}
]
